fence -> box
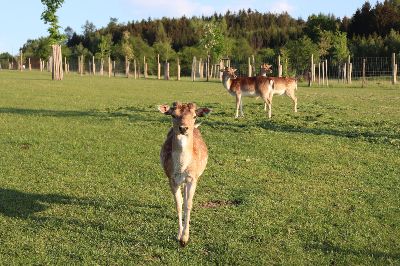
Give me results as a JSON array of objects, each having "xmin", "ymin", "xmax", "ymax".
[
  {"xmin": 1, "ymin": 53, "xmax": 399, "ymax": 86},
  {"xmin": 230, "ymin": 54, "xmax": 399, "ymax": 86}
]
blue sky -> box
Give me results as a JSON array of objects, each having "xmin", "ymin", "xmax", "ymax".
[{"xmin": 1, "ymin": 0, "xmax": 371, "ymax": 54}]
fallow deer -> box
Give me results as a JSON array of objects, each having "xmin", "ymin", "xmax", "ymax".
[
  {"xmin": 260, "ymin": 63, "xmax": 298, "ymax": 115},
  {"xmin": 159, "ymin": 102, "xmax": 211, "ymax": 247},
  {"xmin": 220, "ymin": 67, "xmax": 275, "ymax": 118}
]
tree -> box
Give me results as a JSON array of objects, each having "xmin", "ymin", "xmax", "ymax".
[
  {"xmin": 285, "ymin": 36, "xmax": 320, "ymax": 75},
  {"xmin": 82, "ymin": 20, "xmax": 96, "ymax": 37},
  {"xmin": 153, "ymin": 41, "xmax": 175, "ymax": 62},
  {"xmin": 64, "ymin": 26, "xmax": 74, "ymax": 41},
  {"xmin": 40, "ymin": 0, "xmax": 65, "ymax": 80},
  {"xmin": 96, "ymin": 34, "xmax": 113, "ymax": 75},
  {"xmin": 199, "ymin": 19, "xmax": 226, "ymax": 61},
  {"xmin": 330, "ymin": 31, "xmax": 350, "ymax": 63}
]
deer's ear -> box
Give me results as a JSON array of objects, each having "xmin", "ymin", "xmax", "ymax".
[
  {"xmin": 196, "ymin": 107, "xmax": 212, "ymax": 117},
  {"xmin": 232, "ymin": 68, "xmax": 237, "ymax": 72},
  {"xmin": 158, "ymin": 104, "xmax": 172, "ymax": 115}
]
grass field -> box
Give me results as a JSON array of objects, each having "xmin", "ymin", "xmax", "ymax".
[{"xmin": 0, "ymin": 70, "xmax": 399, "ymax": 265}]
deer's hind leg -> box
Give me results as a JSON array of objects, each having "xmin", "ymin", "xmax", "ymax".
[
  {"xmin": 262, "ymin": 94, "xmax": 273, "ymax": 119},
  {"xmin": 285, "ymin": 90, "xmax": 297, "ymax": 113}
]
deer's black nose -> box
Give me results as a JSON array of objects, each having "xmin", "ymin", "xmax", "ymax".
[{"xmin": 179, "ymin": 126, "xmax": 188, "ymax": 134}]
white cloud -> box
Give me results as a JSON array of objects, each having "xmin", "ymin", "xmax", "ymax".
[
  {"xmin": 125, "ymin": 0, "xmax": 214, "ymax": 18},
  {"xmin": 270, "ymin": 1, "xmax": 294, "ymax": 14}
]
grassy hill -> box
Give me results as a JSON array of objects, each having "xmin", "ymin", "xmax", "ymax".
[{"xmin": 0, "ymin": 71, "xmax": 399, "ymax": 264}]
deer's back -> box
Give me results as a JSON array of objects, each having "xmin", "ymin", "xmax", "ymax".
[
  {"xmin": 230, "ymin": 76, "xmax": 272, "ymax": 96},
  {"xmin": 271, "ymin": 77, "xmax": 297, "ymax": 92}
]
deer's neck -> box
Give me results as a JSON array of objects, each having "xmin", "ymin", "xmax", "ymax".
[
  {"xmin": 172, "ymin": 133, "xmax": 194, "ymax": 175},
  {"xmin": 222, "ymin": 76, "xmax": 232, "ymax": 92}
]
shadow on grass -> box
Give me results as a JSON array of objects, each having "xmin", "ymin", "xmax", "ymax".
[
  {"xmin": 0, "ymin": 188, "xmax": 176, "ymax": 250},
  {"xmin": 0, "ymin": 107, "xmax": 164, "ymax": 123},
  {"xmin": 0, "ymin": 188, "xmax": 167, "ymax": 219},
  {"xmin": 203, "ymin": 118, "xmax": 399, "ymax": 146},
  {"xmin": 308, "ymin": 241, "xmax": 400, "ymax": 261},
  {"xmin": 258, "ymin": 120, "xmax": 400, "ymax": 141},
  {"xmin": 0, "ymin": 188, "xmax": 95, "ymax": 218}
]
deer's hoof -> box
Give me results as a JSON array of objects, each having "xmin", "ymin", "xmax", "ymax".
[{"xmin": 179, "ymin": 239, "xmax": 189, "ymax": 247}]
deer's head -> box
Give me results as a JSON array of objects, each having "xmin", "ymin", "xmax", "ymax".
[
  {"xmin": 260, "ymin": 63, "xmax": 273, "ymax": 76},
  {"xmin": 158, "ymin": 102, "xmax": 211, "ymax": 136},
  {"xmin": 220, "ymin": 67, "xmax": 237, "ymax": 80}
]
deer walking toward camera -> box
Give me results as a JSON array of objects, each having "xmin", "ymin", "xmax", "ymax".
[
  {"xmin": 159, "ymin": 102, "xmax": 211, "ymax": 247},
  {"xmin": 260, "ymin": 63, "xmax": 298, "ymax": 114},
  {"xmin": 220, "ymin": 67, "xmax": 275, "ymax": 118}
]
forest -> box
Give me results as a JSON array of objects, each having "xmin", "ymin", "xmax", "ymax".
[{"xmin": 1, "ymin": 0, "xmax": 400, "ymax": 75}]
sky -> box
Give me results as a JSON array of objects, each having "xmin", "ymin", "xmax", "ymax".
[{"xmin": 0, "ymin": 0, "xmax": 371, "ymax": 54}]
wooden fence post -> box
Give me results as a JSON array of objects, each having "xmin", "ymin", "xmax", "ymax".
[
  {"xmin": 252, "ymin": 55, "xmax": 255, "ymax": 76},
  {"xmin": 125, "ymin": 56, "xmax": 129, "ymax": 78},
  {"xmin": 318, "ymin": 63, "xmax": 321, "ymax": 85},
  {"xmin": 100, "ymin": 58, "xmax": 104, "ymax": 76},
  {"xmin": 392, "ymin": 53, "xmax": 397, "ymax": 85},
  {"xmin": 325, "ymin": 59, "xmax": 329, "ymax": 86},
  {"xmin": 206, "ymin": 54, "xmax": 210, "ymax": 81},
  {"xmin": 248, "ymin": 57, "xmax": 252, "ymax": 77},
  {"xmin": 343, "ymin": 63, "xmax": 346, "ymax": 83},
  {"xmin": 157, "ymin": 54, "xmax": 161, "ymax": 80},
  {"xmin": 177, "ymin": 58, "xmax": 181, "ymax": 81},
  {"xmin": 92, "ymin": 56, "xmax": 95, "ymax": 75},
  {"xmin": 311, "ymin": 54, "xmax": 314, "ymax": 85},
  {"xmin": 362, "ymin": 58, "xmax": 366, "ymax": 88},
  {"xmin": 108, "ymin": 56, "xmax": 111, "ymax": 78},
  {"xmin": 191, "ymin": 56, "xmax": 197, "ymax": 81},
  {"xmin": 278, "ymin": 55, "xmax": 282, "ymax": 77},
  {"xmin": 113, "ymin": 61, "xmax": 116, "ymax": 77},
  {"xmin": 347, "ymin": 55, "xmax": 351, "ymax": 84},
  {"xmin": 164, "ymin": 61, "xmax": 170, "ymax": 80},
  {"xmin": 199, "ymin": 58, "xmax": 203, "ymax": 78},
  {"xmin": 322, "ymin": 61, "xmax": 325, "ymax": 86}
]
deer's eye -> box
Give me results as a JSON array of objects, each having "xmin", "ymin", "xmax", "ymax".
[{"xmin": 193, "ymin": 115, "xmax": 197, "ymax": 119}]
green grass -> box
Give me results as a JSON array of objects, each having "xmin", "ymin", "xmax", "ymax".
[{"xmin": 0, "ymin": 70, "xmax": 399, "ymax": 265}]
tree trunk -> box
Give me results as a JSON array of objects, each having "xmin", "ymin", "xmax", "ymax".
[{"xmin": 51, "ymin": 44, "xmax": 63, "ymax": 80}]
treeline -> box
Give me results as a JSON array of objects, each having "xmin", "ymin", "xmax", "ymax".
[{"xmin": 3, "ymin": 0, "xmax": 400, "ymax": 75}]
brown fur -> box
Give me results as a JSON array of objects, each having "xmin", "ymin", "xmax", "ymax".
[
  {"xmin": 259, "ymin": 64, "xmax": 298, "ymax": 115},
  {"xmin": 221, "ymin": 67, "xmax": 275, "ymax": 118},
  {"xmin": 159, "ymin": 102, "xmax": 210, "ymax": 246}
]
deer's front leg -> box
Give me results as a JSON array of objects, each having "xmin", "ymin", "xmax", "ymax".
[
  {"xmin": 180, "ymin": 180, "xmax": 197, "ymax": 246},
  {"xmin": 172, "ymin": 185, "xmax": 183, "ymax": 240},
  {"xmin": 235, "ymin": 94, "xmax": 241, "ymax": 118}
]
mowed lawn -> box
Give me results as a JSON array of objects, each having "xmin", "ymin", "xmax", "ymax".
[{"xmin": 0, "ymin": 70, "xmax": 399, "ymax": 265}]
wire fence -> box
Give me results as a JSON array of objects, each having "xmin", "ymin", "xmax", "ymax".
[{"xmin": 1, "ymin": 55, "xmax": 399, "ymax": 86}]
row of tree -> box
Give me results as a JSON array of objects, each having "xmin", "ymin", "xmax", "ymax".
[{"xmin": 3, "ymin": 1, "xmax": 400, "ymax": 76}]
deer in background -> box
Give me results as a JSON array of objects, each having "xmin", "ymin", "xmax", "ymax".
[
  {"xmin": 159, "ymin": 102, "xmax": 211, "ymax": 247},
  {"xmin": 220, "ymin": 67, "xmax": 275, "ymax": 118},
  {"xmin": 260, "ymin": 63, "xmax": 298, "ymax": 115}
]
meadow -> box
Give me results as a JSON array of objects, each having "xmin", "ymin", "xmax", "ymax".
[{"xmin": 0, "ymin": 70, "xmax": 399, "ymax": 265}]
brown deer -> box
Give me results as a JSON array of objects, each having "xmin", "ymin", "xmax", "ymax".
[
  {"xmin": 260, "ymin": 63, "xmax": 298, "ymax": 115},
  {"xmin": 158, "ymin": 102, "xmax": 211, "ymax": 247},
  {"xmin": 220, "ymin": 67, "xmax": 275, "ymax": 118}
]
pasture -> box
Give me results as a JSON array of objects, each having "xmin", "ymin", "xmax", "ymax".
[{"xmin": 0, "ymin": 70, "xmax": 399, "ymax": 264}]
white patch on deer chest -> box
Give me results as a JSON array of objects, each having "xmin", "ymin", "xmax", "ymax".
[
  {"xmin": 223, "ymin": 79, "xmax": 232, "ymax": 92},
  {"xmin": 172, "ymin": 135, "xmax": 192, "ymax": 185}
]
